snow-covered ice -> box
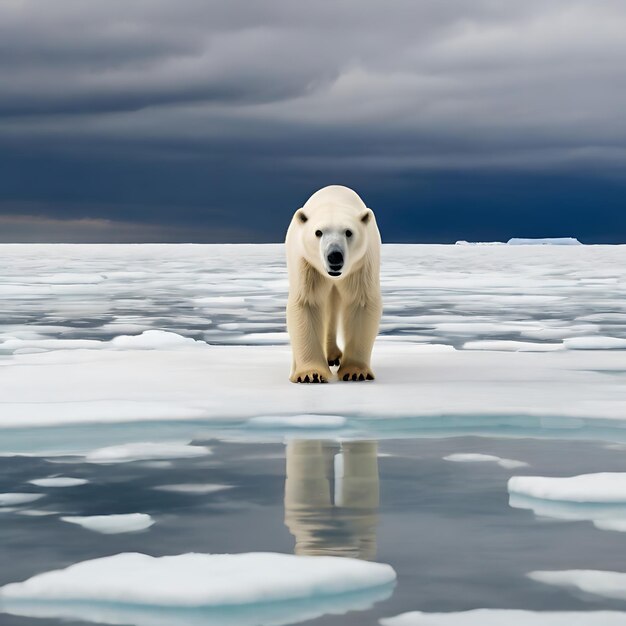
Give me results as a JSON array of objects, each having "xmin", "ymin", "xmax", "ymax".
[
  {"xmin": 28, "ymin": 477, "xmax": 88, "ymax": 487},
  {"xmin": 0, "ymin": 552, "xmax": 396, "ymax": 626},
  {"xmin": 528, "ymin": 570, "xmax": 626, "ymax": 601},
  {"xmin": 443, "ymin": 453, "xmax": 528, "ymax": 469},
  {"xmin": 84, "ymin": 442, "xmax": 212, "ymax": 464},
  {"xmin": 60, "ymin": 514, "xmax": 155, "ymax": 534},
  {"xmin": 508, "ymin": 473, "xmax": 626, "ymax": 503},
  {"xmin": 379, "ymin": 610, "xmax": 626, "ymax": 625},
  {"xmin": 1, "ymin": 244, "xmax": 626, "ymax": 447},
  {"xmin": 508, "ymin": 473, "xmax": 626, "ymax": 532}
]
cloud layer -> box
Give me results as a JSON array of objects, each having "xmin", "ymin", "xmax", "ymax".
[{"xmin": 1, "ymin": 1, "xmax": 626, "ymax": 241}]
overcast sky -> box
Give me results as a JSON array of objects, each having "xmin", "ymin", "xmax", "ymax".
[{"xmin": 2, "ymin": 0, "xmax": 626, "ymax": 242}]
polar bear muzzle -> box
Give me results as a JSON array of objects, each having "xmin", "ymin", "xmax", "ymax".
[{"xmin": 327, "ymin": 249, "xmax": 344, "ymax": 276}]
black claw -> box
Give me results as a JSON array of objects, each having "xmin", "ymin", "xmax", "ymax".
[
  {"xmin": 359, "ymin": 373, "xmax": 365, "ymax": 381},
  {"xmin": 335, "ymin": 359, "xmax": 340, "ymax": 366},
  {"xmin": 297, "ymin": 376, "xmax": 302, "ymax": 383},
  {"xmin": 352, "ymin": 373, "xmax": 357, "ymax": 381},
  {"xmin": 304, "ymin": 375, "xmax": 310, "ymax": 383},
  {"xmin": 313, "ymin": 373, "xmax": 319, "ymax": 381},
  {"xmin": 343, "ymin": 374, "xmax": 349, "ymax": 381},
  {"xmin": 366, "ymin": 373, "xmax": 374, "ymax": 380}
]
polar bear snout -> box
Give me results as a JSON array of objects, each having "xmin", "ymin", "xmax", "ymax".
[{"xmin": 326, "ymin": 249, "xmax": 344, "ymax": 276}]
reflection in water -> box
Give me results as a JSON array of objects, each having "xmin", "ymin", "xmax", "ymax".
[{"xmin": 284, "ymin": 440, "xmax": 379, "ymax": 559}]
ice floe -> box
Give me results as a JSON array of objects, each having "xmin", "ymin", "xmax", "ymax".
[
  {"xmin": 462, "ymin": 341, "xmax": 564, "ymax": 352},
  {"xmin": 528, "ymin": 570, "xmax": 626, "ymax": 601},
  {"xmin": 110, "ymin": 330, "xmax": 202, "ymax": 349},
  {"xmin": 0, "ymin": 552, "xmax": 396, "ymax": 626},
  {"xmin": 0, "ymin": 493, "xmax": 44, "ymax": 506},
  {"xmin": 85, "ymin": 442, "xmax": 212, "ymax": 464},
  {"xmin": 563, "ymin": 336, "xmax": 626, "ymax": 350},
  {"xmin": 61, "ymin": 513, "xmax": 155, "ymax": 534},
  {"xmin": 508, "ymin": 473, "xmax": 626, "ymax": 503},
  {"xmin": 153, "ymin": 484, "xmax": 232, "ymax": 494},
  {"xmin": 380, "ymin": 610, "xmax": 626, "ymax": 625},
  {"xmin": 508, "ymin": 473, "xmax": 626, "ymax": 532},
  {"xmin": 28, "ymin": 477, "xmax": 88, "ymax": 487},
  {"xmin": 443, "ymin": 453, "xmax": 528, "ymax": 469}
]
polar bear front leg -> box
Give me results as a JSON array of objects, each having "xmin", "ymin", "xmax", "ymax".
[
  {"xmin": 325, "ymin": 286, "xmax": 342, "ymax": 367},
  {"xmin": 287, "ymin": 299, "xmax": 333, "ymax": 383},
  {"xmin": 338, "ymin": 297, "xmax": 381, "ymax": 381}
]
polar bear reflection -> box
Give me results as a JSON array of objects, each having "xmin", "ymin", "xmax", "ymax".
[{"xmin": 284, "ymin": 440, "xmax": 379, "ymax": 560}]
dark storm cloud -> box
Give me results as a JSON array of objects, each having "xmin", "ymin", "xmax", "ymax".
[{"xmin": 1, "ymin": 0, "xmax": 626, "ymax": 241}]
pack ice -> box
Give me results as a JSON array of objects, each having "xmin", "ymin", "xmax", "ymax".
[{"xmin": 1, "ymin": 244, "xmax": 626, "ymax": 448}]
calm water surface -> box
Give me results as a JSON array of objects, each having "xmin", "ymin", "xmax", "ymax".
[{"xmin": 2, "ymin": 435, "xmax": 626, "ymax": 625}]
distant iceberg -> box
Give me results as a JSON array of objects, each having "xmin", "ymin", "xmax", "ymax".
[
  {"xmin": 456, "ymin": 238, "xmax": 582, "ymax": 246},
  {"xmin": 507, "ymin": 237, "xmax": 582, "ymax": 245},
  {"xmin": 454, "ymin": 240, "xmax": 504, "ymax": 246}
]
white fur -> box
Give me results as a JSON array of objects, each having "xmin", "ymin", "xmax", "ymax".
[{"xmin": 285, "ymin": 185, "xmax": 382, "ymax": 383}]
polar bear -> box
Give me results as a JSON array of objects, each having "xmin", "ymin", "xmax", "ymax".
[{"xmin": 285, "ymin": 185, "xmax": 382, "ymax": 383}]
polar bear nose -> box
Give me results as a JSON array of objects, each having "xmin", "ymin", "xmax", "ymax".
[{"xmin": 327, "ymin": 250, "xmax": 344, "ymax": 268}]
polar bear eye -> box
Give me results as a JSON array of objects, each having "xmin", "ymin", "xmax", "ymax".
[
  {"xmin": 315, "ymin": 230, "xmax": 323, "ymax": 238},
  {"xmin": 345, "ymin": 230, "xmax": 353, "ymax": 238}
]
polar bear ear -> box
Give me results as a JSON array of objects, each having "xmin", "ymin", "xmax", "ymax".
[
  {"xmin": 360, "ymin": 209, "xmax": 373, "ymax": 224},
  {"xmin": 296, "ymin": 209, "xmax": 308, "ymax": 224}
]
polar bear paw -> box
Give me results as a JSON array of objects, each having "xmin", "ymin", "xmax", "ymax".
[
  {"xmin": 291, "ymin": 367, "xmax": 331, "ymax": 384},
  {"xmin": 338, "ymin": 362, "xmax": 375, "ymax": 382},
  {"xmin": 327, "ymin": 348, "xmax": 343, "ymax": 368}
]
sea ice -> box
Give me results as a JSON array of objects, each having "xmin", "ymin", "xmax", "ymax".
[
  {"xmin": 0, "ymin": 553, "xmax": 397, "ymax": 620},
  {"xmin": 380, "ymin": 610, "xmax": 626, "ymax": 625},
  {"xmin": 563, "ymin": 336, "xmax": 626, "ymax": 350},
  {"xmin": 507, "ymin": 238, "xmax": 582, "ymax": 245},
  {"xmin": 1, "ymin": 243, "xmax": 626, "ymax": 447},
  {"xmin": 528, "ymin": 570, "xmax": 626, "ymax": 601},
  {"xmin": 110, "ymin": 330, "xmax": 202, "ymax": 349},
  {"xmin": 444, "ymin": 453, "xmax": 528, "ymax": 469},
  {"xmin": 508, "ymin": 473, "xmax": 626, "ymax": 503},
  {"xmin": 85, "ymin": 442, "xmax": 211, "ymax": 464},
  {"xmin": 248, "ymin": 415, "xmax": 347, "ymax": 428},
  {"xmin": 153, "ymin": 484, "xmax": 232, "ymax": 494},
  {"xmin": 462, "ymin": 341, "xmax": 564, "ymax": 352},
  {"xmin": 0, "ymin": 493, "xmax": 44, "ymax": 506},
  {"xmin": 61, "ymin": 514, "xmax": 155, "ymax": 534},
  {"xmin": 28, "ymin": 477, "xmax": 88, "ymax": 487}
]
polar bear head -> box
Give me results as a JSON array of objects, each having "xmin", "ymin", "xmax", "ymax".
[{"xmin": 290, "ymin": 185, "xmax": 376, "ymax": 279}]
